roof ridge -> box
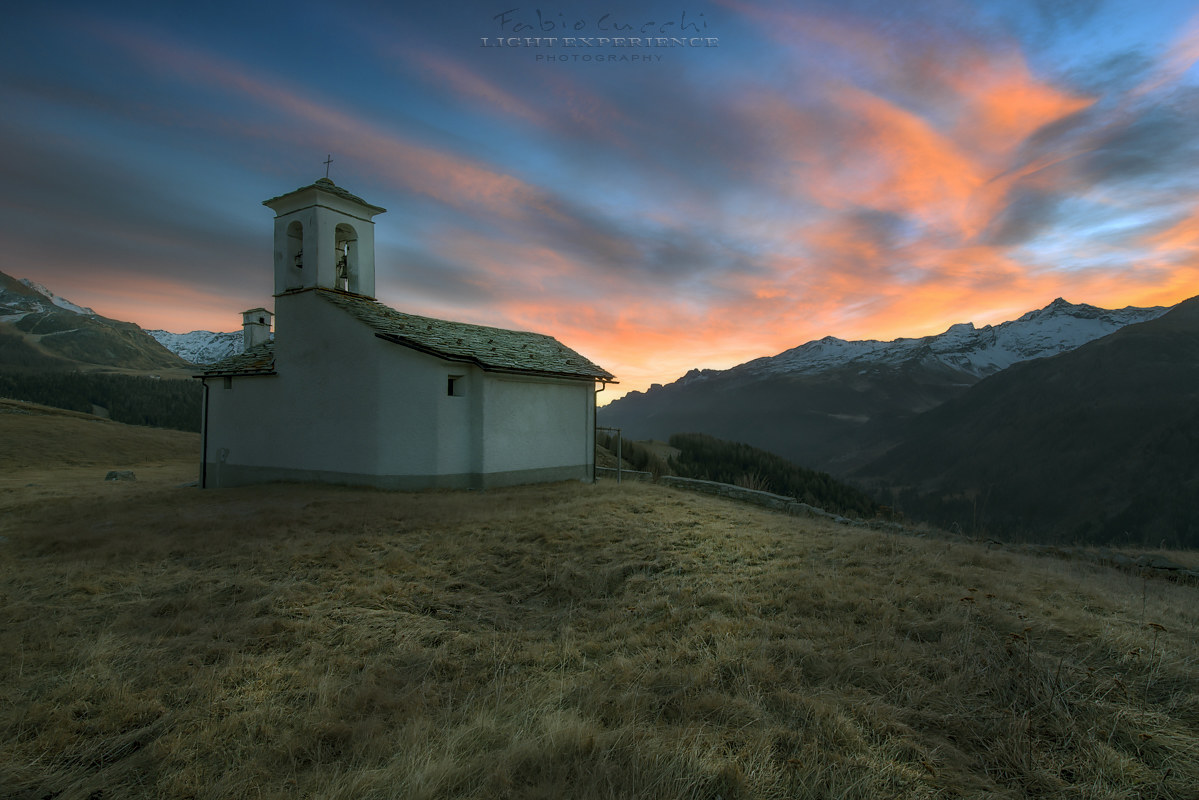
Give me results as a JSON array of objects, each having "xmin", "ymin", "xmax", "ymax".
[
  {"xmin": 198, "ymin": 340, "xmax": 276, "ymax": 377},
  {"xmin": 262, "ymin": 180, "xmax": 386, "ymax": 213},
  {"xmin": 316, "ymin": 288, "xmax": 550, "ymax": 338},
  {"xmin": 316, "ymin": 290, "xmax": 613, "ymax": 381}
]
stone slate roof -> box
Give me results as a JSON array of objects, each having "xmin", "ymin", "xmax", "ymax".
[
  {"xmin": 198, "ymin": 342, "xmax": 276, "ymax": 377},
  {"xmin": 319, "ymin": 290, "xmax": 614, "ymax": 381},
  {"xmin": 262, "ymin": 177, "xmax": 386, "ymax": 213},
  {"xmin": 198, "ymin": 291, "xmax": 614, "ymax": 382}
]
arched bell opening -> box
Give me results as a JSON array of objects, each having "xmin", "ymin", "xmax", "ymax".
[
  {"xmin": 285, "ymin": 220, "xmax": 304, "ymax": 290},
  {"xmin": 334, "ymin": 222, "xmax": 359, "ymax": 292}
]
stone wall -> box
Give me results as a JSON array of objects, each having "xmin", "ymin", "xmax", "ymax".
[{"xmin": 656, "ymin": 475, "xmax": 904, "ymax": 532}]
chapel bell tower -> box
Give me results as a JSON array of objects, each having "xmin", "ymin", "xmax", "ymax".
[{"xmin": 262, "ymin": 177, "xmax": 387, "ymax": 298}]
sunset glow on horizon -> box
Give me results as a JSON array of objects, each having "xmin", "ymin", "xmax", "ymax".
[{"xmin": 4, "ymin": 0, "xmax": 1198, "ymax": 401}]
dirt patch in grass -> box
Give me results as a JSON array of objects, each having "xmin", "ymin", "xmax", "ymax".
[{"xmin": 1, "ymin": 425, "xmax": 1197, "ymax": 798}]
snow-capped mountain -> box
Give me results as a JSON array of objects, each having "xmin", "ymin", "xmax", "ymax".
[
  {"xmin": 0, "ymin": 273, "xmax": 97, "ymax": 320},
  {"xmin": 714, "ymin": 298, "xmax": 1168, "ymax": 383},
  {"xmin": 147, "ymin": 330, "xmax": 243, "ymax": 366},
  {"xmin": 16, "ymin": 279, "xmax": 97, "ymax": 316},
  {"xmin": 599, "ymin": 296, "xmax": 1178, "ymax": 474}
]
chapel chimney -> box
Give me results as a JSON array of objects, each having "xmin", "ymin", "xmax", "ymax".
[{"xmin": 242, "ymin": 308, "xmax": 273, "ymax": 350}]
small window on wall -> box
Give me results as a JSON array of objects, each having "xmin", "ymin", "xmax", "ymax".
[
  {"xmin": 223, "ymin": 376, "xmax": 233, "ymax": 390},
  {"xmin": 447, "ymin": 375, "xmax": 464, "ymax": 397}
]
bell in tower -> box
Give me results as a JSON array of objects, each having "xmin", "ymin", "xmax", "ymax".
[{"xmin": 262, "ymin": 177, "xmax": 386, "ymax": 298}]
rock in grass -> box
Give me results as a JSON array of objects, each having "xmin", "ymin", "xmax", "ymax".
[
  {"xmin": 105, "ymin": 470, "xmax": 136, "ymax": 482},
  {"xmin": 1134, "ymin": 554, "xmax": 1187, "ymax": 571}
]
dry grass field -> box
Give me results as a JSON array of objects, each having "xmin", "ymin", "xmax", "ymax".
[
  {"xmin": 0, "ymin": 399, "xmax": 199, "ymax": 499},
  {"xmin": 2, "ymin": 402, "xmax": 1198, "ymax": 799}
]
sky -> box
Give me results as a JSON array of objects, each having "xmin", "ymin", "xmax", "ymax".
[{"xmin": 3, "ymin": 0, "xmax": 1198, "ymax": 401}]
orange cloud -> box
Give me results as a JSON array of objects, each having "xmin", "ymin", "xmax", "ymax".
[
  {"xmin": 50, "ymin": 271, "xmax": 249, "ymax": 333},
  {"xmin": 1145, "ymin": 208, "xmax": 1199, "ymax": 255},
  {"xmin": 716, "ymin": 8, "xmax": 1117, "ymax": 363},
  {"xmin": 792, "ymin": 78, "xmax": 1083, "ymax": 240},
  {"xmin": 731, "ymin": 2, "xmax": 1093, "ymax": 240},
  {"xmin": 833, "ymin": 86, "xmax": 987, "ymax": 235},
  {"xmin": 945, "ymin": 49, "xmax": 1093, "ymax": 163}
]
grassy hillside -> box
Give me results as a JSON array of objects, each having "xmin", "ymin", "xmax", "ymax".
[
  {"xmin": 2, "ymin": 414, "xmax": 1197, "ymax": 799},
  {"xmin": 0, "ymin": 398, "xmax": 198, "ymax": 471}
]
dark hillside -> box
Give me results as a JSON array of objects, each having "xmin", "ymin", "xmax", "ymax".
[
  {"xmin": 0, "ymin": 370, "xmax": 202, "ymax": 432},
  {"xmin": 855, "ymin": 296, "xmax": 1199, "ymax": 546},
  {"xmin": 666, "ymin": 433, "xmax": 879, "ymax": 518},
  {"xmin": 599, "ymin": 361, "xmax": 975, "ymax": 475}
]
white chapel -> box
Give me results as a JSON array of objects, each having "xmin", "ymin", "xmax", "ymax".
[{"xmin": 197, "ymin": 177, "xmax": 614, "ymax": 489}]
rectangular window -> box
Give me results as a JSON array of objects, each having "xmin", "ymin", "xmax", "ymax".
[
  {"xmin": 223, "ymin": 376, "xmax": 233, "ymax": 390},
  {"xmin": 447, "ymin": 375, "xmax": 464, "ymax": 397}
]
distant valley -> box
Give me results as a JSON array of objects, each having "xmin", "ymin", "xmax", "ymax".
[{"xmin": 601, "ymin": 295, "xmax": 1199, "ymax": 546}]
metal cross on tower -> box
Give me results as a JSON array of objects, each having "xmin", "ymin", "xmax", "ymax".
[{"xmin": 323, "ymin": 154, "xmax": 333, "ymax": 179}]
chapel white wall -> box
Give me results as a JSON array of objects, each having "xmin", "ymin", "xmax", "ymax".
[
  {"xmin": 205, "ymin": 292, "xmax": 386, "ymax": 477},
  {"xmin": 481, "ymin": 376, "xmax": 594, "ymax": 474},
  {"xmin": 204, "ymin": 290, "xmax": 597, "ymax": 488}
]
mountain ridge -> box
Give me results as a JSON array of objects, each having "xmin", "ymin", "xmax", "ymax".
[
  {"xmin": 600, "ymin": 297, "xmax": 1173, "ymax": 473},
  {"xmin": 677, "ymin": 296, "xmax": 1166, "ymax": 385},
  {"xmin": 146, "ymin": 329, "xmax": 243, "ymax": 366}
]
